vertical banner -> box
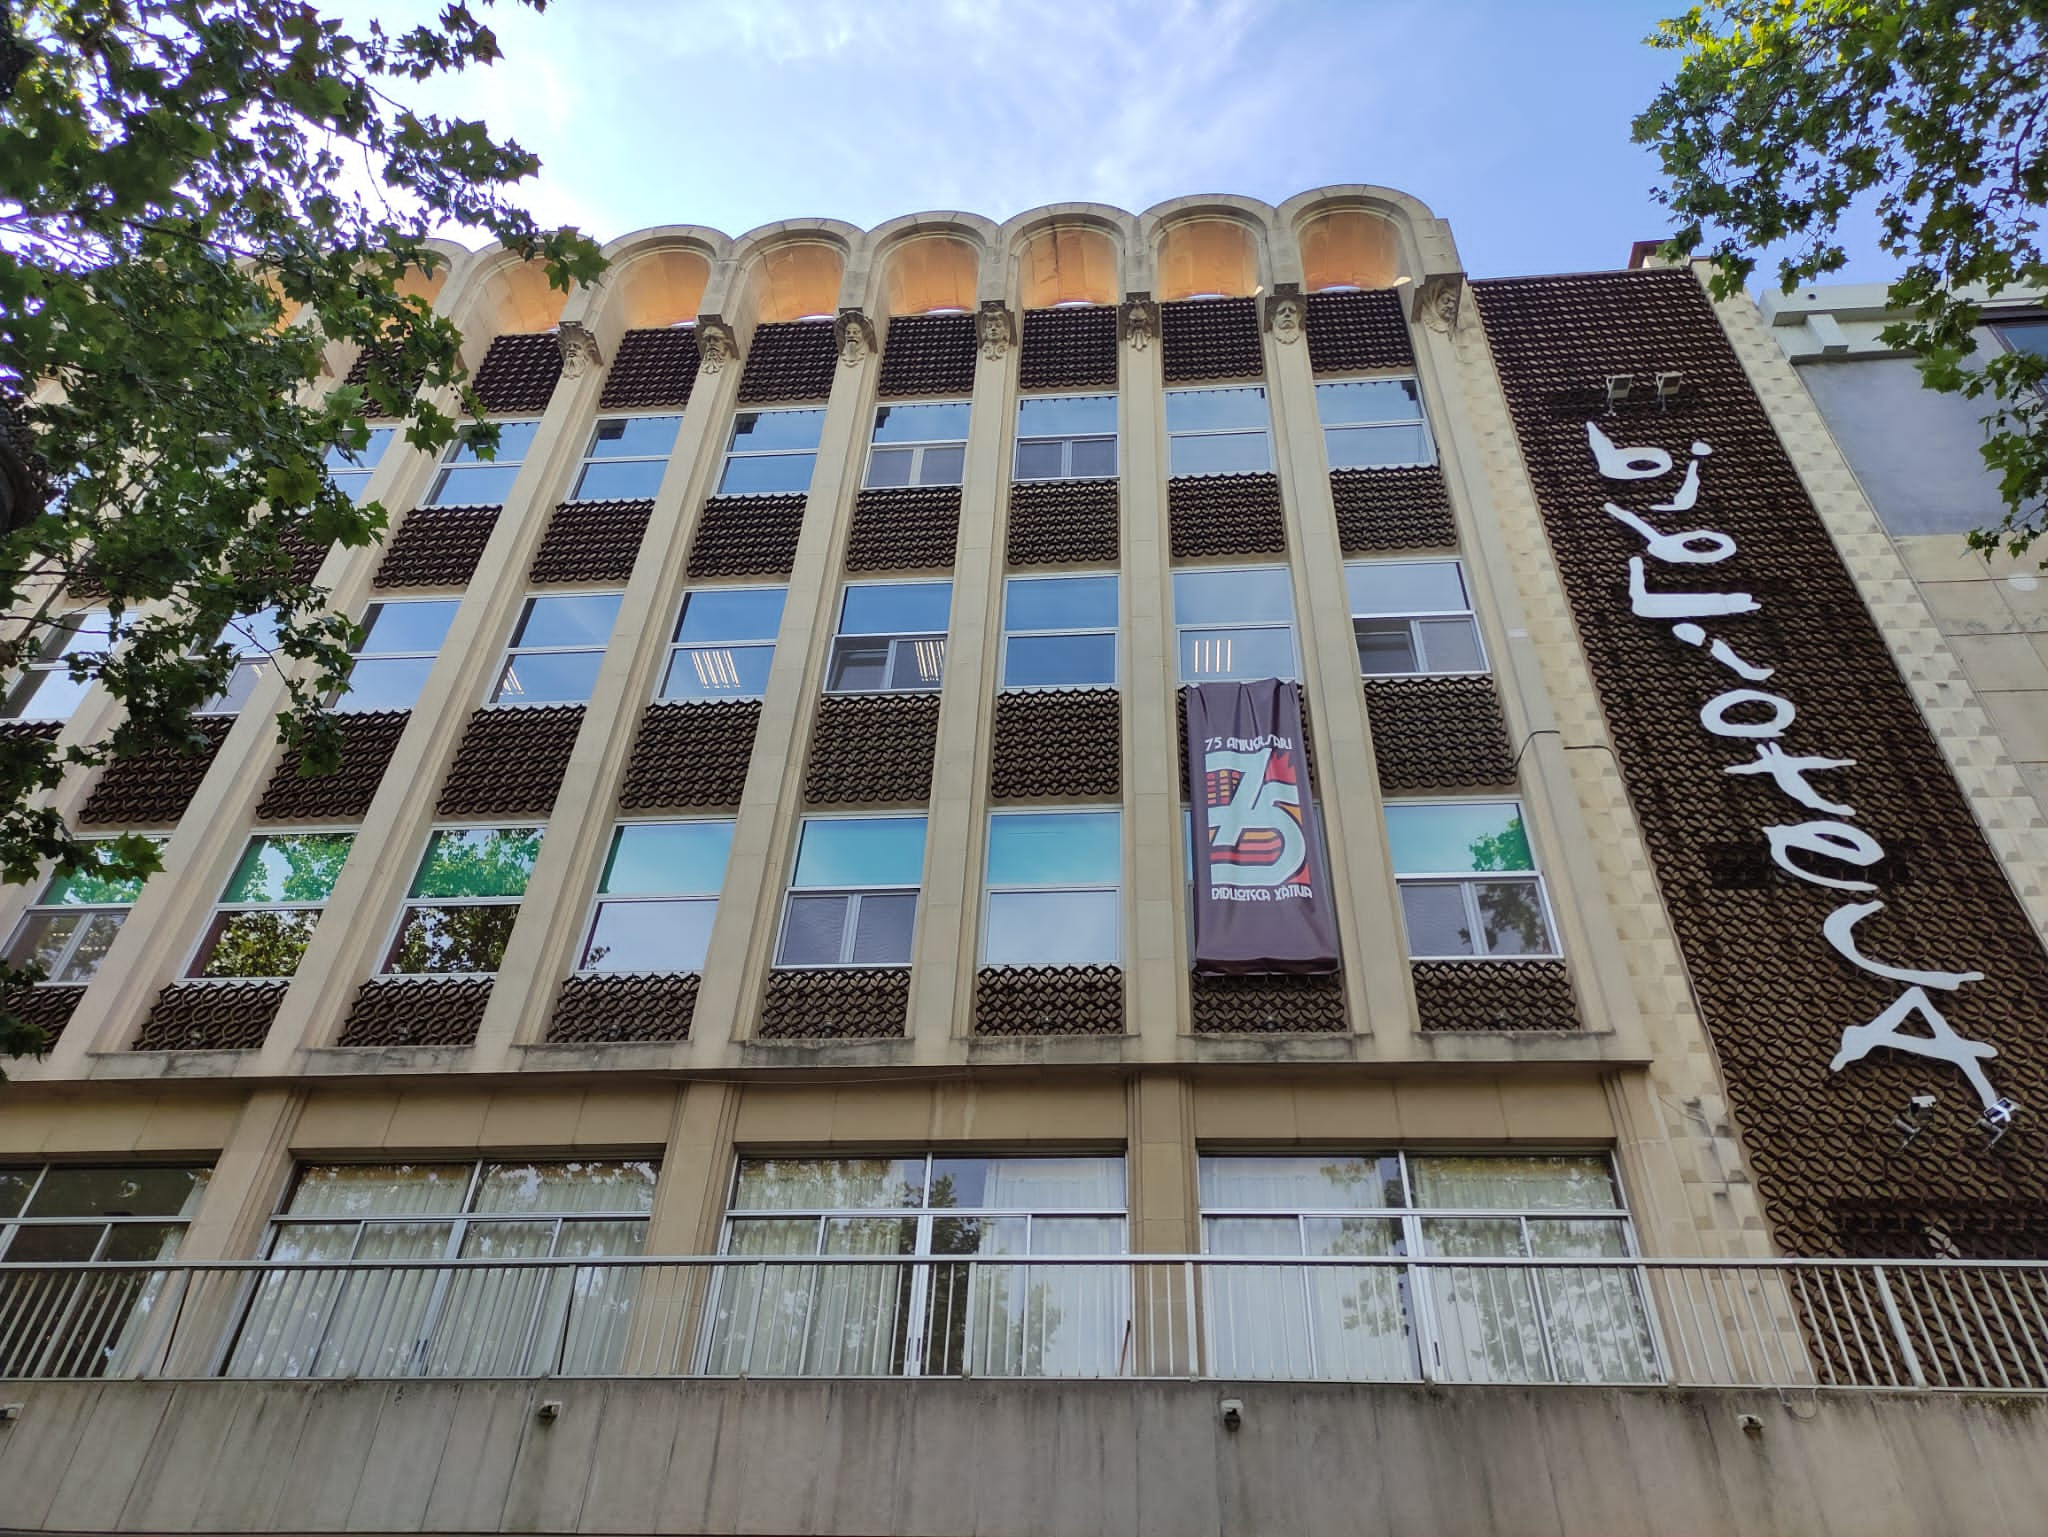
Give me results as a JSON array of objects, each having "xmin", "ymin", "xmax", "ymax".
[{"xmin": 1186, "ymin": 679, "xmax": 1340, "ymax": 975}]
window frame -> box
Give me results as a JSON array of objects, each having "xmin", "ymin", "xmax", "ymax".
[
  {"xmin": 1314, "ymin": 374, "xmax": 1437, "ymax": 470},
  {"xmin": 1347, "ymin": 557, "xmax": 1487, "ymax": 678},
  {"xmin": 1172, "ymin": 563, "xmax": 1301, "ymax": 683},
  {"xmin": 575, "ymin": 815, "xmax": 734, "ymax": 975},
  {"xmin": 2, "ymin": 607, "xmax": 114, "ymax": 721},
  {"xmin": 715, "ymin": 407, "xmax": 827, "ymax": 497},
  {"xmin": 194, "ymin": 609, "xmax": 281, "ymax": 718},
  {"xmin": 185, "ymin": 829, "xmax": 355, "ymax": 980},
  {"xmin": 2, "ymin": 840, "xmax": 157, "ymax": 986},
  {"xmin": 658, "ymin": 583, "xmax": 787, "ymax": 702},
  {"xmin": 823, "ymin": 579, "xmax": 951, "ymax": 696},
  {"xmin": 566, "ymin": 412, "xmax": 684, "ymax": 502},
  {"xmin": 1012, "ymin": 393, "xmax": 1119, "ymax": 482},
  {"xmin": 379, "ymin": 823, "xmax": 544, "ymax": 977},
  {"xmin": 488, "ymin": 590, "xmax": 624, "ymax": 708},
  {"xmin": 774, "ymin": 813, "xmax": 927, "ymax": 971},
  {"xmin": 999, "ymin": 572, "xmax": 1119, "ymax": 691},
  {"xmin": 1165, "ymin": 383, "xmax": 1273, "ymax": 477},
  {"xmin": 424, "ymin": 417, "xmax": 540, "ymax": 507},
  {"xmin": 324, "ymin": 427, "xmax": 397, "ymax": 504},
  {"xmin": 339, "ymin": 597, "xmax": 462, "ymax": 714},
  {"xmin": 980, "ymin": 806, "xmax": 1123, "ymax": 967},
  {"xmin": 1385, "ymin": 796, "xmax": 1562, "ymax": 961},
  {"xmin": 862, "ymin": 400, "xmax": 971, "ymax": 489}
]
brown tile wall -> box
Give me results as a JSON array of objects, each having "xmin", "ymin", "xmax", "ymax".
[
  {"xmin": 1189, "ymin": 972, "xmax": 1347, "ymax": 1033},
  {"xmin": 845, "ymin": 486, "xmax": 961, "ymax": 572},
  {"xmin": 599, "ymin": 327, "xmax": 701, "ymax": 411},
  {"xmin": 528, "ymin": 499, "xmax": 653, "ymax": 585},
  {"xmin": 337, "ymin": 976, "xmax": 492, "ymax": 1048},
  {"xmin": 804, "ymin": 693, "xmax": 940, "ymax": 805},
  {"xmin": 1410, "ymin": 960, "xmax": 1579, "ymax": 1033},
  {"xmin": 1168, "ymin": 473, "xmax": 1286, "ymax": 559},
  {"xmin": 132, "ymin": 980, "xmax": 289, "ymax": 1051},
  {"xmin": 737, "ymin": 321, "xmax": 837, "ymax": 404},
  {"xmin": 1007, "ymin": 478, "xmax": 1120, "ymax": 566},
  {"xmin": 989, "ymin": 689, "xmax": 1121, "ymax": 800},
  {"xmin": 547, "ymin": 972, "xmax": 699, "ymax": 1044},
  {"xmin": 257, "ymin": 710, "xmax": 408, "ymax": 821},
  {"xmin": 619, "ymin": 700, "xmax": 761, "ymax": 811},
  {"xmin": 1362, "ymin": 675, "xmax": 1516, "ymax": 791},
  {"xmin": 974, "ymin": 965, "xmax": 1124, "ymax": 1036},
  {"xmin": 79, "ymin": 716, "xmax": 234, "ymax": 826},
  {"xmin": 437, "ymin": 706, "xmax": 583, "ymax": 817},
  {"xmin": 472, "ymin": 332, "xmax": 563, "ymax": 415},
  {"xmin": 375, "ymin": 505, "xmax": 500, "ymax": 588},
  {"xmin": 758, "ymin": 967, "xmax": 911, "ymax": 1039},
  {"xmin": 877, "ymin": 314, "xmax": 977, "ymax": 398},
  {"xmin": 1331, "ymin": 466, "xmax": 1458, "ymax": 552},
  {"xmin": 1161, "ymin": 297, "xmax": 1263, "ymax": 382},
  {"xmin": 3, "ymin": 986, "xmax": 85, "ymax": 1047},
  {"xmin": 1304, "ymin": 289, "xmax": 1415, "ymax": 373},
  {"xmin": 687, "ymin": 494, "xmax": 808, "ymax": 579},
  {"xmin": 1018, "ymin": 306, "xmax": 1118, "ymax": 390}
]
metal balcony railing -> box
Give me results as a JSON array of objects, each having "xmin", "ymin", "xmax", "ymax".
[{"xmin": 1, "ymin": 1254, "xmax": 2043, "ymax": 1392}]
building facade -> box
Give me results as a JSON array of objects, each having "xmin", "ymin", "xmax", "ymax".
[{"xmin": 2, "ymin": 188, "xmax": 2047, "ymax": 1535}]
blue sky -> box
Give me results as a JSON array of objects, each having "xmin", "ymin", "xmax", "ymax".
[{"xmin": 353, "ymin": 0, "xmax": 1893, "ymax": 287}]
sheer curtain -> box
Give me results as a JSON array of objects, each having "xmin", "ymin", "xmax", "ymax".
[
  {"xmin": 952, "ymin": 1215, "xmax": 1125, "ymax": 1379},
  {"xmin": 705, "ymin": 1216, "xmax": 917, "ymax": 1376},
  {"xmin": 1203, "ymin": 1217, "xmax": 1412, "ymax": 1381}
]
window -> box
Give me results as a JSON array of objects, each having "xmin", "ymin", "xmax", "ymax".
[
  {"xmin": 864, "ymin": 401, "xmax": 970, "ymax": 488},
  {"xmin": 226, "ymin": 1160, "xmax": 655, "ymax": 1378},
  {"xmin": 1013, "ymin": 394, "xmax": 1117, "ymax": 481},
  {"xmin": 1166, "ymin": 386, "xmax": 1271, "ymax": 476},
  {"xmin": 340, "ymin": 599, "xmax": 459, "ymax": 713},
  {"xmin": 1001, "ymin": 574, "xmax": 1117, "ymax": 688},
  {"xmin": 777, "ymin": 816, "xmax": 925, "ymax": 968},
  {"xmin": 1385, "ymin": 800, "xmax": 1558, "ymax": 958},
  {"xmin": 706, "ymin": 1154, "xmax": 1126, "ymax": 1378},
  {"xmin": 0, "ymin": 1163, "xmax": 211, "ymax": 1378},
  {"xmin": 569, "ymin": 415, "xmax": 683, "ymax": 501},
  {"xmin": 188, "ymin": 833, "xmax": 354, "ymax": 978},
  {"xmin": 1316, "ymin": 378, "xmax": 1434, "ymax": 468},
  {"xmin": 825, "ymin": 581, "xmax": 950, "ymax": 693},
  {"xmin": 2, "ymin": 608, "xmax": 112, "ymax": 720},
  {"xmin": 1173, "ymin": 566, "xmax": 1296, "ymax": 681},
  {"xmin": 323, "ymin": 427, "xmax": 396, "ymax": 504},
  {"xmin": 983, "ymin": 810, "xmax": 1121, "ymax": 965},
  {"xmin": 1347, "ymin": 560, "xmax": 1485, "ymax": 676},
  {"xmin": 425, "ymin": 419, "xmax": 540, "ymax": 506},
  {"xmin": 490, "ymin": 592, "xmax": 622, "ymax": 705},
  {"xmin": 1199, "ymin": 1153, "xmax": 1654, "ymax": 1384},
  {"xmin": 660, "ymin": 586, "xmax": 786, "ymax": 700},
  {"xmin": 2, "ymin": 841, "xmax": 156, "ymax": 984},
  {"xmin": 716, "ymin": 408, "xmax": 825, "ymax": 495},
  {"xmin": 1992, "ymin": 316, "xmax": 2048, "ymax": 368},
  {"xmin": 579, "ymin": 820, "xmax": 733, "ymax": 972},
  {"xmin": 384, "ymin": 826, "xmax": 542, "ymax": 974},
  {"xmin": 196, "ymin": 609, "xmax": 282, "ymax": 715}
]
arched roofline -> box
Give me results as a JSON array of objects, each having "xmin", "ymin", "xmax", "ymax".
[
  {"xmin": 705, "ymin": 221, "xmax": 861, "ymax": 331},
  {"xmin": 857, "ymin": 211, "xmax": 1002, "ymax": 308},
  {"xmin": 1000, "ymin": 203, "xmax": 1140, "ymax": 301},
  {"xmin": 1143, "ymin": 196, "xmax": 1279, "ymax": 295},
  {"xmin": 1278, "ymin": 183, "xmax": 1462, "ymax": 277},
  {"xmin": 567, "ymin": 227, "xmax": 730, "ymax": 349}
]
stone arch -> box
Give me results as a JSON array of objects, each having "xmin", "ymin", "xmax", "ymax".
[{"xmin": 1143, "ymin": 197, "xmax": 1278, "ymax": 300}]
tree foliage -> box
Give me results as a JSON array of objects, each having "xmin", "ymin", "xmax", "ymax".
[
  {"xmin": 1635, "ymin": 1, "xmax": 2048, "ymax": 554},
  {"xmin": 0, "ymin": 0, "xmax": 604, "ymax": 1057}
]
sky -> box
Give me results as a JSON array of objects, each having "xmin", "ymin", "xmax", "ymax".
[{"xmin": 339, "ymin": 0, "xmax": 1895, "ymax": 287}]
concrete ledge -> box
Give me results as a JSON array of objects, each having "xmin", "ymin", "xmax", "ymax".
[{"xmin": 0, "ymin": 1376, "xmax": 2041, "ymax": 1535}]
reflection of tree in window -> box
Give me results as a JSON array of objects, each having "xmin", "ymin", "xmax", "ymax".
[
  {"xmin": 418, "ymin": 829, "xmax": 541, "ymax": 898},
  {"xmin": 1467, "ymin": 816, "xmax": 1548, "ymax": 954},
  {"xmin": 389, "ymin": 906, "xmax": 520, "ymax": 973}
]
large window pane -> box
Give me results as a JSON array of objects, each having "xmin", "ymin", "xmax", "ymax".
[
  {"xmin": 730, "ymin": 410, "xmax": 826, "ymax": 452},
  {"xmin": 193, "ymin": 908, "xmax": 322, "ymax": 978},
  {"xmin": 1170, "ymin": 433, "xmax": 1271, "ymax": 476},
  {"xmin": 1173, "ymin": 567, "xmax": 1293, "ymax": 625},
  {"xmin": 586, "ymin": 416, "xmax": 682, "ymax": 458},
  {"xmin": 572, "ymin": 459, "xmax": 667, "ymax": 500},
  {"xmin": 429, "ymin": 463, "xmax": 520, "ymax": 505},
  {"xmin": 1410, "ymin": 1157, "xmax": 1620, "ymax": 1212},
  {"xmin": 1417, "ymin": 617, "xmax": 1484, "ymax": 673},
  {"xmin": 1006, "ymin": 575, "xmax": 1117, "ymax": 632},
  {"xmin": 1166, "ymin": 388, "xmax": 1268, "ymax": 432},
  {"xmin": 1326, "ymin": 424, "xmax": 1433, "ymax": 468},
  {"xmin": 340, "ymin": 656, "xmax": 436, "ymax": 713},
  {"xmin": 360, "ymin": 601, "xmax": 460, "ymax": 655},
  {"xmin": 1179, "ymin": 626, "xmax": 1296, "ymax": 681},
  {"xmin": 1018, "ymin": 396, "xmax": 1116, "ymax": 435},
  {"xmin": 1013, "ymin": 440, "xmax": 1066, "ymax": 479},
  {"xmin": 792, "ymin": 818, "xmax": 927, "ymax": 888},
  {"xmin": 449, "ymin": 420, "xmax": 542, "ymax": 464},
  {"xmin": 1316, "ymin": 379, "xmax": 1423, "ymax": 425},
  {"xmin": 1198, "ymin": 1156, "xmax": 1405, "ymax": 1211},
  {"xmin": 1357, "ymin": 622, "xmax": 1419, "ymax": 674},
  {"xmin": 511, "ymin": 594, "xmax": 621, "ymax": 650},
  {"xmin": 841, "ymin": 582, "xmax": 952, "ymax": 635},
  {"xmin": 582, "ymin": 898, "xmax": 717, "ymax": 971},
  {"xmin": 984, "ymin": 890, "xmax": 1118, "ymax": 965},
  {"xmin": 1475, "ymin": 881, "xmax": 1554, "ymax": 955},
  {"xmin": 1005, "ymin": 633, "xmax": 1116, "ymax": 687},
  {"xmin": 778, "ymin": 893, "xmax": 849, "ymax": 964},
  {"xmin": 677, "ymin": 588, "xmax": 786, "ymax": 642},
  {"xmin": 1385, "ymin": 803, "xmax": 1533, "ymax": 876},
  {"xmin": 987, "ymin": 812, "xmax": 1120, "ymax": 886},
  {"xmin": 387, "ymin": 904, "xmax": 520, "ymax": 972},
  {"xmin": 663, "ymin": 644, "xmax": 774, "ymax": 698},
  {"xmin": 410, "ymin": 829, "xmax": 542, "ymax": 898},
  {"xmin": 873, "ymin": 402, "xmax": 970, "ymax": 442},
  {"xmin": 221, "ymin": 835, "xmax": 353, "ymax": 905},
  {"xmin": 41, "ymin": 850, "xmax": 151, "ymax": 907},
  {"xmin": 1397, "ymin": 883, "xmax": 1474, "ymax": 956},
  {"xmin": 601, "ymin": 822, "xmax": 732, "ymax": 896},
  {"xmin": 1346, "ymin": 561, "xmax": 1467, "ymax": 616},
  {"xmin": 849, "ymin": 892, "xmax": 917, "ymax": 964},
  {"xmin": 1070, "ymin": 438, "xmax": 1117, "ymax": 477},
  {"xmin": 493, "ymin": 649, "xmax": 605, "ymax": 704},
  {"xmin": 717, "ymin": 454, "xmax": 815, "ymax": 495},
  {"xmin": 887, "ymin": 638, "xmax": 947, "ymax": 690},
  {"xmin": 24, "ymin": 1166, "xmax": 209, "ymax": 1220}
]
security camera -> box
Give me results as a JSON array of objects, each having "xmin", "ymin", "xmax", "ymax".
[{"xmin": 1219, "ymin": 1398, "xmax": 1244, "ymax": 1431}]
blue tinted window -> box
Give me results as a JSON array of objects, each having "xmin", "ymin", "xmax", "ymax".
[
  {"xmin": 510, "ymin": 594, "xmax": 621, "ymax": 649},
  {"xmin": 987, "ymin": 812, "xmax": 1120, "ymax": 887},
  {"xmin": 1018, "ymin": 395, "xmax": 1116, "ymax": 436},
  {"xmin": 793, "ymin": 818, "xmax": 927, "ymax": 889},
  {"xmin": 1005, "ymin": 575, "xmax": 1116, "ymax": 632},
  {"xmin": 872, "ymin": 403, "xmax": 970, "ymax": 443},
  {"xmin": 1173, "ymin": 568, "xmax": 1293, "ymax": 626},
  {"xmin": 676, "ymin": 588, "xmax": 785, "ymax": 643},
  {"xmin": 1005, "ymin": 633, "xmax": 1116, "ymax": 687},
  {"xmin": 1165, "ymin": 388, "xmax": 1268, "ymax": 433},
  {"xmin": 729, "ymin": 410, "xmax": 825, "ymax": 453},
  {"xmin": 1384, "ymin": 802, "xmax": 1534, "ymax": 876},
  {"xmin": 717, "ymin": 454, "xmax": 816, "ymax": 496},
  {"xmin": 587, "ymin": 415, "xmax": 682, "ymax": 458},
  {"xmin": 448, "ymin": 419, "xmax": 541, "ymax": 464},
  {"xmin": 601, "ymin": 822, "xmax": 733, "ymax": 896},
  {"xmin": 840, "ymin": 582, "xmax": 951, "ymax": 636},
  {"xmin": 1315, "ymin": 379, "xmax": 1423, "ymax": 426},
  {"xmin": 361, "ymin": 601, "xmax": 459, "ymax": 655}
]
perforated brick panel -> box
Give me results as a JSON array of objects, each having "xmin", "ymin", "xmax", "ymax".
[
  {"xmin": 132, "ymin": 980, "xmax": 289, "ymax": 1051},
  {"xmin": 1305, "ymin": 289, "xmax": 1415, "ymax": 373},
  {"xmin": 758, "ymin": 967, "xmax": 910, "ymax": 1039},
  {"xmin": 619, "ymin": 699, "xmax": 761, "ymax": 811},
  {"xmin": 1168, "ymin": 473, "xmax": 1285, "ymax": 558},
  {"xmin": 1018, "ymin": 306, "xmax": 1118, "ymax": 390},
  {"xmin": 878, "ymin": 314, "xmax": 977, "ymax": 398},
  {"xmin": 600, "ymin": 326, "xmax": 700, "ymax": 410},
  {"xmin": 1474, "ymin": 265, "xmax": 2048, "ymax": 1255},
  {"xmin": 1410, "ymin": 960, "xmax": 1578, "ymax": 1033},
  {"xmin": 1362, "ymin": 675, "xmax": 1515, "ymax": 791},
  {"xmin": 1189, "ymin": 972, "xmax": 1347, "ymax": 1033},
  {"xmin": 1161, "ymin": 297, "xmax": 1263, "ymax": 382},
  {"xmin": 337, "ymin": 976, "xmax": 492, "ymax": 1048},
  {"xmin": 547, "ymin": 972, "xmax": 699, "ymax": 1044},
  {"xmin": 342, "ymin": 343, "xmax": 422, "ymax": 408},
  {"xmin": 687, "ymin": 494, "xmax": 807, "ymax": 578},
  {"xmin": 529, "ymin": 499, "xmax": 653, "ymax": 585},
  {"xmin": 974, "ymin": 966, "xmax": 1124, "ymax": 1035},
  {"xmin": 256, "ymin": 711, "xmax": 406, "ymax": 821},
  {"xmin": 375, "ymin": 505, "xmax": 500, "ymax": 588},
  {"xmin": 1006, "ymin": 478, "xmax": 1119, "ymax": 566},
  {"xmin": 437, "ymin": 705, "xmax": 583, "ymax": 817},
  {"xmin": 1331, "ymin": 466, "xmax": 1458, "ymax": 552},
  {"xmin": 473, "ymin": 332, "xmax": 562, "ymax": 414},
  {"xmin": 990, "ymin": 689, "xmax": 1121, "ymax": 800},
  {"xmin": 805, "ymin": 693, "xmax": 939, "ymax": 805},
  {"xmin": 845, "ymin": 485, "xmax": 960, "ymax": 571},
  {"xmin": 3, "ymin": 986, "xmax": 84, "ymax": 1048},
  {"xmin": 738, "ymin": 320, "xmax": 837, "ymax": 403},
  {"xmin": 79, "ymin": 715, "xmax": 234, "ymax": 825}
]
